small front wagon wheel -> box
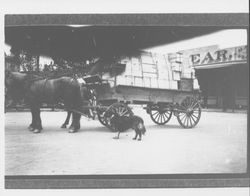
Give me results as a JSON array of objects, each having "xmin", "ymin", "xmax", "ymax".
[
  {"xmin": 177, "ymin": 97, "xmax": 201, "ymax": 128},
  {"xmin": 108, "ymin": 103, "xmax": 133, "ymax": 118},
  {"xmin": 97, "ymin": 109, "xmax": 109, "ymax": 127},
  {"xmin": 149, "ymin": 105, "xmax": 172, "ymax": 125},
  {"xmin": 98, "ymin": 103, "xmax": 133, "ymax": 131}
]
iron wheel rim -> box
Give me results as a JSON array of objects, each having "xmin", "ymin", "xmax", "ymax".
[
  {"xmin": 177, "ymin": 97, "xmax": 201, "ymax": 128},
  {"xmin": 149, "ymin": 105, "xmax": 172, "ymax": 125}
]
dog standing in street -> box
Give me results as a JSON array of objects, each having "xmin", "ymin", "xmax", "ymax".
[{"xmin": 110, "ymin": 113, "xmax": 146, "ymax": 141}]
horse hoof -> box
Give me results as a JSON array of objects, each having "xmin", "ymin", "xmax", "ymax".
[
  {"xmin": 33, "ymin": 129, "xmax": 41, "ymax": 133},
  {"xmin": 61, "ymin": 124, "xmax": 67, "ymax": 128},
  {"xmin": 28, "ymin": 126, "xmax": 34, "ymax": 131},
  {"xmin": 68, "ymin": 129, "xmax": 76, "ymax": 133},
  {"xmin": 28, "ymin": 128, "xmax": 34, "ymax": 132}
]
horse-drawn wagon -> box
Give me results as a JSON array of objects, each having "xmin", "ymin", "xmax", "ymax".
[
  {"xmin": 5, "ymin": 51, "xmax": 202, "ymax": 133},
  {"xmin": 81, "ymin": 74, "xmax": 202, "ymax": 130},
  {"xmin": 80, "ymin": 51, "xmax": 202, "ymax": 130}
]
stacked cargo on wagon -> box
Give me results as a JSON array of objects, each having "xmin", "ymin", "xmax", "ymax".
[{"xmin": 95, "ymin": 51, "xmax": 202, "ymax": 129}]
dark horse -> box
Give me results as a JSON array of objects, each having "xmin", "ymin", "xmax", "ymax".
[
  {"xmin": 61, "ymin": 85, "xmax": 96, "ymax": 128},
  {"xmin": 5, "ymin": 71, "xmax": 82, "ymax": 133}
]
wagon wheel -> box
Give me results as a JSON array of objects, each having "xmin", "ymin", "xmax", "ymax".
[
  {"xmin": 100, "ymin": 103, "xmax": 133, "ymax": 131},
  {"xmin": 97, "ymin": 107, "xmax": 109, "ymax": 127},
  {"xmin": 107, "ymin": 103, "xmax": 133, "ymax": 117},
  {"xmin": 149, "ymin": 105, "xmax": 172, "ymax": 125},
  {"xmin": 177, "ymin": 96, "xmax": 201, "ymax": 128}
]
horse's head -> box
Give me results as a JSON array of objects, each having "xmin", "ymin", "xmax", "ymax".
[
  {"xmin": 5, "ymin": 70, "xmax": 13, "ymax": 88},
  {"xmin": 5, "ymin": 71, "xmax": 28, "ymax": 102}
]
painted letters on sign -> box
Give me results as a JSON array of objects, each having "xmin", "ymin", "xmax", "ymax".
[{"xmin": 190, "ymin": 45, "xmax": 247, "ymax": 66}]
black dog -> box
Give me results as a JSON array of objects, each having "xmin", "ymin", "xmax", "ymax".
[{"xmin": 110, "ymin": 114, "xmax": 146, "ymax": 141}]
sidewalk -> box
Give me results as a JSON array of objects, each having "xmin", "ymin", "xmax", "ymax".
[{"xmin": 201, "ymin": 108, "xmax": 247, "ymax": 113}]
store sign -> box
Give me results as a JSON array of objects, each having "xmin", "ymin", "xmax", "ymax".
[{"xmin": 190, "ymin": 45, "xmax": 247, "ymax": 66}]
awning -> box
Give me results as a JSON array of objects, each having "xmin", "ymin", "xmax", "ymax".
[
  {"xmin": 5, "ymin": 25, "xmax": 230, "ymax": 61},
  {"xmin": 193, "ymin": 61, "xmax": 247, "ymax": 70}
]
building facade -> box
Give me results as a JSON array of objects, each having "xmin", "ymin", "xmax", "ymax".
[{"xmin": 179, "ymin": 45, "xmax": 248, "ymax": 110}]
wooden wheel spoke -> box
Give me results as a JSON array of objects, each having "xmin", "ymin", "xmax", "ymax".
[
  {"xmin": 157, "ymin": 114, "xmax": 162, "ymax": 122},
  {"xmin": 163, "ymin": 113, "xmax": 168, "ymax": 119},
  {"xmin": 150, "ymin": 105, "xmax": 172, "ymax": 125},
  {"xmin": 188, "ymin": 117, "xmax": 193, "ymax": 127},
  {"xmin": 152, "ymin": 111, "xmax": 159, "ymax": 116},
  {"xmin": 160, "ymin": 115, "xmax": 163, "ymax": 123},
  {"xmin": 159, "ymin": 114, "xmax": 163, "ymax": 123},
  {"xmin": 179, "ymin": 114, "xmax": 186, "ymax": 121},
  {"xmin": 162, "ymin": 114, "xmax": 166, "ymax": 121},
  {"xmin": 180, "ymin": 104, "xmax": 187, "ymax": 110},
  {"xmin": 190, "ymin": 114, "xmax": 196, "ymax": 124},
  {"xmin": 116, "ymin": 107, "xmax": 120, "ymax": 114},
  {"xmin": 191, "ymin": 114, "xmax": 198, "ymax": 119},
  {"xmin": 192, "ymin": 112, "xmax": 200, "ymax": 116},
  {"xmin": 183, "ymin": 116, "xmax": 188, "ymax": 126},
  {"xmin": 192, "ymin": 112, "xmax": 200, "ymax": 118},
  {"xmin": 180, "ymin": 114, "xmax": 186, "ymax": 122},
  {"xmin": 190, "ymin": 100, "xmax": 197, "ymax": 108},
  {"xmin": 124, "ymin": 110, "xmax": 131, "ymax": 116},
  {"xmin": 189, "ymin": 98, "xmax": 195, "ymax": 107},
  {"xmin": 192, "ymin": 108, "xmax": 200, "ymax": 112},
  {"xmin": 179, "ymin": 111, "xmax": 185, "ymax": 116},
  {"xmin": 159, "ymin": 115, "xmax": 162, "ymax": 123},
  {"xmin": 119, "ymin": 108, "xmax": 126, "ymax": 116},
  {"xmin": 155, "ymin": 113, "xmax": 160, "ymax": 122},
  {"xmin": 187, "ymin": 117, "xmax": 191, "ymax": 127},
  {"xmin": 118, "ymin": 107, "xmax": 123, "ymax": 114},
  {"xmin": 186, "ymin": 117, "xmax": 190, "ymax": 127},
  {"xmin": 188, "ymin": 117, "xmax": 192, "ymax": 127}
]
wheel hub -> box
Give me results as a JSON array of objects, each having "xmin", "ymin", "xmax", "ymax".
[{"xmin": 186, "ymin": 108, "xmax": 194, "ymax": 116}]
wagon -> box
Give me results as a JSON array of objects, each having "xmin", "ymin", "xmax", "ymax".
[{"xmin": 84, "ymin": 75, "xmax": 202, "ymax": 129}]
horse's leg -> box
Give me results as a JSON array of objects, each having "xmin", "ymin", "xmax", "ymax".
[
  {"xmin": 61, "ymin": 111, "xmax": 71, "ymax": 128},
  {"xmin": 74, "ymin": 113, "xmax": 81, "ymax": 130},
  {"xmin": 68, "ymin": 112, "xmax": 75, "ymax": 133},
  {"xmin": 32, "ymin": 106, "xmax": 43, "ymax": 133},
  {"xmin": 68, "ymin": 112, "xmax": 81, "ymax": 133},
  {"xmin": 28, "ymin": 108, "xmax": 36, "ymax": 131},
  {"xmin": 36, "ymin": 107, "xmax": 43, "ymax": 130},
  {"xmin": 68, "ymin": 111, "xmax": 75, "ymax": 131}
]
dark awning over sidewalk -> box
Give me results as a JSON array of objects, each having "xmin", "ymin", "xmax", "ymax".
[{"xmin": 5, "ymin": 25, "xmax": 229, "ymax": 61}]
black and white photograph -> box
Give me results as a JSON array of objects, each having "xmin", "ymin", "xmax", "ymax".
[{"xmin": 1, "ymin": 3, "xmax": 249, "ymax": 192}]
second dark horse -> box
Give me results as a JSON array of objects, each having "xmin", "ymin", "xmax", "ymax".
[{"xmin": 5, "ymin": 71, "xmax": 83, "ymax": 133}]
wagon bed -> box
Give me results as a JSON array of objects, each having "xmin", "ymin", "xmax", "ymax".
[
  {"xmin": 95, "ymin": 84, "xmax": 200, "ymax": 105},
  {"xmin": 93, "ymin": 82, "xmax": 201, "ymax": 129}
]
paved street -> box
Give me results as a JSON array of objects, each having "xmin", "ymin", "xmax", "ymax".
[{"xmin": 5, "ymin": 107, "xmax": 247, "ymax": 175}]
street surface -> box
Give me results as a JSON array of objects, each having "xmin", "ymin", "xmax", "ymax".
[{"xmin": 5, "ymin": 107, "xmax": 247, "ymax": 175}]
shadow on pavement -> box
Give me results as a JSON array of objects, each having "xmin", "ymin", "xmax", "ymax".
[{"xmin": 145, "ymin": 124, "xmax": 185, "ymax": 130}]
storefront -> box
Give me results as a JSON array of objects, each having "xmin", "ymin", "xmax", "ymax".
[{"xmin": 181, "ymin": 45, "xmax": 248, "ymax": 110}]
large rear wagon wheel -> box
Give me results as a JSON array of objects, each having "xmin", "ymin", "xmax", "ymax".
[
  {"xmin": 149, "ymin": 105, "xmax": 172, "ymax": 125},
  {"xmin": 177, "ymin": 97, "xmax": 201, "ymax": 128}
]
